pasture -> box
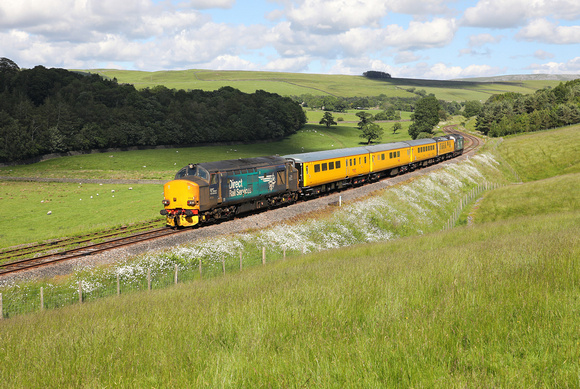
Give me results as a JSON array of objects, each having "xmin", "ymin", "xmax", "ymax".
[
  {"xmin": 0, "ymin": 114, "xmax": 421, "ymax": 248},
  {"xmin": 0, "ymin": 125, "xmax": 579, "ymax": 386},
  {"xmin": 89, "ymin": 69, "xmax": 562, "ymax": 102}
]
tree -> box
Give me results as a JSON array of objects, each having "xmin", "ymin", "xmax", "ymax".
[
  {"xmin": 463, "ymin": 100, "xmax": 482, "ymax": 118},
  {"xmin": 359, "ymin": 122, "xmax": 384, "ymax": 144},
  {"xmin": 356, "ymin": 111, "xmax": 373, "ymax": 128},
  {"xmin": 392, "ymin": 122, "xmax": 402, "ymax": 134},
  {"xmin": 408, "ymin": 95, "xmax": 440, "ymax": 139},
  {"xmin": 0, "ymin": 57, "xmax": 19, "ymax": 74},
  {"xmin": 319, "ymin": 111, "xmax": 337, "ymax": 128}
]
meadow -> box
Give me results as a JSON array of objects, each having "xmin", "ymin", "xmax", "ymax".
[
  {"xmin": 0, "ymin": 112, "xmax": 423, "ymax": 248},
  {"xmin": 0, "ymin": 104, "xmax": 579, "ymax": 386},
  {"xmin": 0, "ymin": 123, "xmax": 578, "ymax": 386},
  {"xmin": 89, "ymin": 68, "xmax": 562, "ymax": 101}
]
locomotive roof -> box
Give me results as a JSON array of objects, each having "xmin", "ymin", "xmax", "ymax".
[
  {"xmin": 198, "ymin": 156, "xmax": 288, "ymax": 172},
  {"xmin": 283, "ymin": 146, "xmax": 369, "ymax": 163}
]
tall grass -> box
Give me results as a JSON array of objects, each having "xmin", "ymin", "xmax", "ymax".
[{"xmin": 0, "ymin": 211, "xmax": 577, "ymax": 387}]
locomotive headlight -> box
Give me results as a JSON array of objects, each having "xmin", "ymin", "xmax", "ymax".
[
  {"xmin": 187, "ymin": 198, "xmax": 196, "ymax": 206},
  {"xmin": 162, "ymin": 199, "xmax": 170, "ymax": 206}
]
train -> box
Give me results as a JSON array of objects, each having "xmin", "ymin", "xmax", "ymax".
[{"xmin": 160, "ymin": 134, "xmax": 464, "ymax": 228}]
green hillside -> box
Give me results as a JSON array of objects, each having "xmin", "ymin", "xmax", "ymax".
[
  {"xmin": 88, "ymin": 69, "xmax": 563, "ymax": 101},
  {"xmin": 1, "ymin": 125, "xmax": 578, "ymax": 387}
]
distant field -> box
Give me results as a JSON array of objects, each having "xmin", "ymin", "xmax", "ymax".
[
  {"xmin": 0, "ymin": 118, "xmax": 423, "ymax": 248},
  {"xmin": 87, "ymin": 69, "xmax": 561, "ymax": 101}
]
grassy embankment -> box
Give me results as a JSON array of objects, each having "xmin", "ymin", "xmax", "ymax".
[
  {"xmin": 0, "ymin": 125, "xmax": 578, "ymax": 387},
  {"xmin": 0, "ymin": 110, "xmax": 423, "ymax": 249}
]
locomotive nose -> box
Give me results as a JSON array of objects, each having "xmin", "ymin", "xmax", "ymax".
[{"xmin": 162, "ymin": 179, "xmax": 201, "ymax": 227}]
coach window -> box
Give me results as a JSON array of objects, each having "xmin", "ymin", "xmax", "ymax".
[
  {"xmin": 322, "ymin": 163, "xmax": 328, "ymax": 171},
  {"xmin": 397, "ymin": 151, "xmax": 400, "ymax": 157},
  {"xmin": 314, "ymin": 164, "xmax": 321, "ymax": 173},
  {"xmin": 359, "ymin": 157, "xmax": 361, "ymax": 164},
  {"xmin": 329, "ymin": 161, "xmax": 335, "ymax": 170},
  {"xmin": 382, "ymin": 154, "xmax": 385, "ymax": 160},
  {"xmin": 336, "ymin": 160, "xmax": 341, "ymax": 169},
  {"xmin": 306, "ymin": 166, "xmax": 309, "ymax": 175},
  {"xmin": 364, "ymin": 157, "xmax": 367, "ymax": 163}
]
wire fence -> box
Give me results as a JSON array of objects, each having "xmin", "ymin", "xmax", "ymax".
[
  {"xmin": 0, "ymin": 247, "xmax": 289, "ymax": 319},
  {"xmin": 2, "ymin": 179, "xmax": 515, "ymax": 320}
]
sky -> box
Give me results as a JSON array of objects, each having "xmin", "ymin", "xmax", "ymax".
[{"xmin": 1, "ymin": 0, "xmax": 579, "ymax": 79}]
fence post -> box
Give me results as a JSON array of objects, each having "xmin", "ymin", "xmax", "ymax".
[
  {"xmin": 262, "ymin": 247, "xmax": 266, "ymax": 265},
  {"xmin": 0, "ymin": 293, "xmax": 2, "ymax": 320},
  {"xmin": 40, "ymin": 287, "xmax": 44, "ymax": 311},
  {"xmin": 117, "ymin": 273, "xmax": 120, "ymax": 295},
  {"xmin": 78, "ymin": 282, "xmax": 82, "ymax": 304},
  {"xmin": 283, "ymin": 248, "xmax": 286, "ymax": 260},
  {"xmin": 199, "ymin": 258, "xmax": 202, "ymax": 278},
  {"xmin": 222, "ymin": 258, "xmax": 226, "ymax": 275},
  {"xmin": 240, "ymin": 250, "xmax": 243, "ymax": 271},
  {"xmin": 147, "ymin": 268, "xmax": 151, "ymax": 291},
  {"xmin": 175, "ymin": 264, "xmax": 178, "ymax": 285}
]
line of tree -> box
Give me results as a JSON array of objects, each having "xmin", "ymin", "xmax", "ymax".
[
  {"xmin": 0, "ymin": 58, "xmax": 306, "ymax": 163},
  {"xmin": 292, "ymin": 93, "xmax": 462, "ymax": 117},
  {"xmin": 473, "ymin": 79, "xmax": 580, "ymax": 137},
  {"xmin": 363, "ymin": 71, "xmax": 392, "ymax": 79}
]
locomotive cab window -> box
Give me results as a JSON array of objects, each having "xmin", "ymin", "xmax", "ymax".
[{"xmin": 210, "ymin": 174, "xmax": 218, "ymax": 185}]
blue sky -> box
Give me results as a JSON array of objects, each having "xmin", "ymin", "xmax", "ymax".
[{"xmin": 1, "ymin": 0, "xmax": 579, "ymax": 79}]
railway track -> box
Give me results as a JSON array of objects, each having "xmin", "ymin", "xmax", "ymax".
[
  {"xmin": 0, "ymin": 220, "xmax": 163, "ymax": 263},
  {"xmin": 0, "ymin": 225, "xmax": 182, "ymax": 276},
  {"xmin": 1, "ymin": 127, "xmax": 482, "ymax": 277},
  {"xmin": 444, "ymin": 125, "xmax": 481, "ymax": 154}
]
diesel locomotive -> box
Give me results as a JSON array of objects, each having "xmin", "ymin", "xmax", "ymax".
[{"xmin": 161, "ymin": 134, "xmax": 463, "ymax": 227}]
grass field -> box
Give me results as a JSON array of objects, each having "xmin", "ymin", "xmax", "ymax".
[
  {"xmin": 0, "ymin": 181, "xmax": 163, "ymax": 248},
  {"xmin": 88, "ymin": 69, "xmax": 562, "ymax": 102},
  {"xmin": 497, "ymin": 125, "xmax": 580, "ymax": 181},
  {"xmin": 0, "ymin": 213, "xmax": 577, "ymax": 387},
  {"xmin": 0, "ymin": 114, "xmax": 442, "ymax": 249},
  {"xmin": 0, "ymin": 124, "xmax": 578, "ymax": 386}
]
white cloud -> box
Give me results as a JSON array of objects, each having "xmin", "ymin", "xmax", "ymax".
[
  {"xmin": 328, "ymin": 57, "xmax": 504, "ymax": 79},
  {"xmin": 462, "ymin": 0, "xmax": 580, "ymax": 28},
  {"xmin": 395, "ymin": 51, "xmax": 422, "ymax": 64},
  {"xmin": 383, "ymin": 18, "xmax": 457, "ymax": 50},
  {"xmin": 517, "ymin": 19, "xmax": 580, "ymax": 44},
  {"xmin": 534, "ymin": 49, "xmax": 554, "ymax": 60},
  {"xmin": 529, "ymin": 57, "xmax": 580, "ymax": 74},
  {"xmin": 468, "ymin": 33, "xmax": 502, "ymax": 47},
  {"xmin": 284, "ymin": 0, "xmax": 388, "ymax": 33},
  {"xmin": 384, "ymin": 0, "xmax": 452, "ymax": 16},
  {"xmin": 183, "ymin": 0, "xmax": 236, "ymax": 10}
]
